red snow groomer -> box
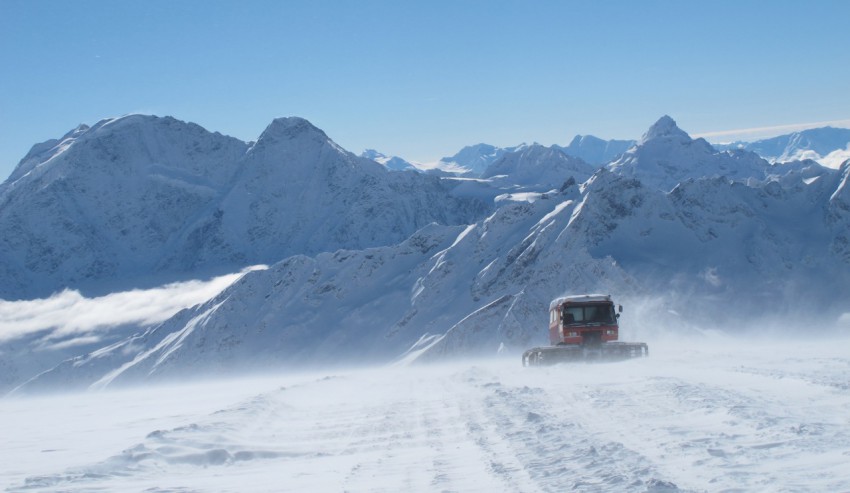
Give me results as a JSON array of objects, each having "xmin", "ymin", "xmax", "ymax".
[{"xmin": 522, "ymin": 294, "xmax": 648, "ymax": 366}]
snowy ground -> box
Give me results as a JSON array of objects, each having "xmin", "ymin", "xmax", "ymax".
[{"xmin": 2, "ymin": 335, "xmax": 849, "ymax": 492}]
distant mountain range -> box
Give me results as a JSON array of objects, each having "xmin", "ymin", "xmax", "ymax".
[
  {"xmin": 6, "ymin": 115, "xmax": 848, "ymax": 393},
  {"xmin": 555, "ymin": 134, "xmax": 635, "ymax": 166},
  {"xmin": 360, "ymin": 136, "xmax": 634, "ymax": 177},
  {"xmin": 714, "ymin": 126, "xmax": 850, "ymax": 168},
  {"xmin": 362, "ymin": 124, "xmax": 850, "ymax": 182}
]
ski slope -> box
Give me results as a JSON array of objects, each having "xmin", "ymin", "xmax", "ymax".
[{"xmin": 2, "ymin": 335, "xmax": 849, "ymax": 492}]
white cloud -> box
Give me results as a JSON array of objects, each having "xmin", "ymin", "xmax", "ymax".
[
  {"xmin": 821, "ymin": 145, "xmax": 850, "ymax": 169},
  {"xmin": 0, "ymin": 266, "xmax": 266, "ymax": 343},
  {"xmin": 694, "ymin": 119, "xmax": 850, "ymax": 143}
]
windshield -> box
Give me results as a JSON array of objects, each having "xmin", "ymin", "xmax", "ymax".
[{"xmin": 562, "ymin": 304, "xmax": 615, "ymax": 325}]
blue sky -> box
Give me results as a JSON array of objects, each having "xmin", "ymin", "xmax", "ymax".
[{"xmin": 1, "ymin": 1, "xmax": 849, "ymax": 178}]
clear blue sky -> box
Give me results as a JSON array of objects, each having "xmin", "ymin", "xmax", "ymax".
[{"xmin": 2, "ymin": 0, "xmax": 849, "ymax": 178}]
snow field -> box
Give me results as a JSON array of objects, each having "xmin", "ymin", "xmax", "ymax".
[{"xmin": 2, "ymin": 335, "xmax": 849, "ymax": 492}]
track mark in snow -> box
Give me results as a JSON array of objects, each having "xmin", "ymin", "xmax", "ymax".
[
  {"xmin": 536, "ymin": 361, "xmax": 850, "ymax": 492},
  {"xmin": 457, "ymin": 367, "xmax": 683, "ymax": 492},
  {"xmin": 6, "ymin": 350, "xmax": 850, "ymax": 492}
]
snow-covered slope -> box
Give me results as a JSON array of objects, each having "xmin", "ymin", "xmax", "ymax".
[
  {"xmin": 19, "ymin": 224, "xmax": 468, "ymax": 390},
  {"xmin": 176, "ymin": 117, "xmax": 490, "ymax": 270},
  {"xmin": 408, "ymin": 166, "xmax": 849, "ymax": 360},
  {"xmin": 827, "ymin": 162, "xmax": 850, "ymax": 262},
  {"xmin": 716, "ymin": 126, "xmax": 850, "ymax": 168},
  {"xmin": 0, "ymin": 115, "xmax": 248, "ymax": 298},
  {"xmin": 0, "ymin": 116, "xmax": 491, "ymax": 299},
  {"xmin": 556, "ymin": 134, "xmax": 635, "ymax": 165}
]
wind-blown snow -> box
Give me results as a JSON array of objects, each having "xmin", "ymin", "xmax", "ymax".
[
  {"xmin": 0, "ymin": 266, "xmax": 265, "ymax": 343},
  {"xmin": 0, "ymin": 266, "xmax": 265, "ymax": 395},
  {"xmin": 3, "ymin": 335, "xmax": 849, "ymax": 492}
]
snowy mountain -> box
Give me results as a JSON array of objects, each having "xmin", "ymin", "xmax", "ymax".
[
  {"xmin": 0, "ymin": 115, "xmax": 491, "ymax": 299},
  {"xmin": 438, "ymin": 143, "xmax": 528, "ymax": 176},
  {"xmin": 606, "ymin": 115, "xmax": 834, "ymax": 192},
  {"xmin": 556, "ymin": 134, "xmax": 635, "ymax": 165},
  {"xmin": 715, "ymin": 126, "xmax": 850, "ymax": 168},
  {"xmin": 480, "ymin": 144, "xmax": 597, "ymax": 190},
  {"xmin": 360, "ymin": 149, "xmax": 418, "ymax": 172},
  {"xmin": 0, "ymin": 115, "xmax": 248, "ymax": 299},
  {"xmin": 360, "ymin": 135, "xmax": 635, "ymax": 179}
]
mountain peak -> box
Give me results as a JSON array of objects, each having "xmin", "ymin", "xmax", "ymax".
[
  {"xmin": 361, "ymin": 149, "xmax": 387, "ymax": 160},
  {"xmin": 568, "ymin": 134, "xmax": 603, "ymax": 147},
  {"xmin": 641, "ymin": 115, "xmax": 690, "ymax": 144},
  {"xmin": 261, "ymin": 117, "xmax": 327, "ymax": 141},
  {"xmin": 66, "ymin": 123, "xmax": 90, "ymax": 139}
]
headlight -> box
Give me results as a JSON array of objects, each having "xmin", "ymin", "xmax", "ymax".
[{"xmin": 606, "ymin": 330, "xmax": 615, "ymax": 335}]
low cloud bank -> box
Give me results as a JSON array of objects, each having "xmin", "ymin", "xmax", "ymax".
[
  {"xmin": 821, "ymin": 145, "xmax": 850, "ymax": 169},
  {"xmin": 695, "ymin": 119, "xmax": 850, "ymax": 142},
  {"xmin": 0, "ymin": 266, "xmax": 266, "ymax": 343}
]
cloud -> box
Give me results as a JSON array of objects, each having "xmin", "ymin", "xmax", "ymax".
[
  {"xmin": 0, "ymin": 266, "xmax": 266, "ymax": 343},
  {"xmin": 821, "ymin": 145, "xmax": 850, "ymax": 169},
  {"xmin": 694, "ymin": 119, "xmax": 850, "ymax": 143}
]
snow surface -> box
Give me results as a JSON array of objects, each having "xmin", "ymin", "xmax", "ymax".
[{"xmin": 2, "ymin": 335, "xmax": 849, "ymax": 492}]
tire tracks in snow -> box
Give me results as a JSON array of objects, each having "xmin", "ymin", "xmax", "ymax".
[
  {"xmin": 531, "ymin": 361, "xmax": 850, "ymax": 492},
  {"xmin": 453, "ymin": 366, "xmax": 684, "ymax": 492}
]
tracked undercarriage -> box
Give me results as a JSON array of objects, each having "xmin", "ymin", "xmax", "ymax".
[{"xmin": 522, "ymin": 341, "xmax": 649, "ymax": 366}]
